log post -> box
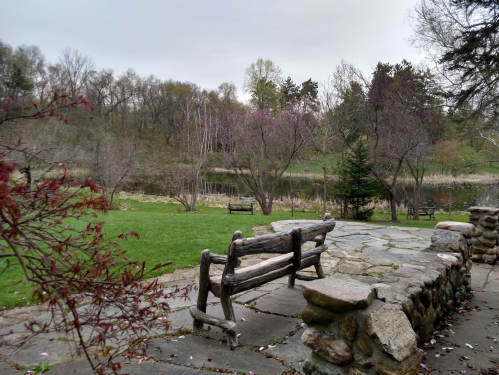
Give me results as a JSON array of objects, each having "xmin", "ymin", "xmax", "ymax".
[
  {"xmin": 220, "ymin": 231, "xmax": 242, "ymax": 348},
  {"xmin": 193, "ymin": 249, "xmax": 211, "ymax": 331},
  {"xmin": 288, "ymin": 227, "xmax": 302, "ymax": 288},
  {"xmin": 314, "ymin": 213, "xmax": 331, "ymax": 279}
]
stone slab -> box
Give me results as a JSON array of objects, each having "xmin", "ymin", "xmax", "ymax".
[
  {"xmin": 147, "ymin": 335, "xmax": 286, "ymax": 374},
  {"xmin": 173, "ymin": 303, "xmax": 301, "ymax": 346},
  {"xmin": 255, "ymin": 283, "xmax": 283, "ymax": 292},
  {"xmin": 263, "ymin": 328, "xmax": 310, "ymax": 374},
  {"xmin": 161, "ymin": 286, "xmax": 219, "ymax": 310},
  {"xmin": 253, "ymin": 285, "xmax": 307, "ymax": 316},
  {"xmin": 389, "ymin": 240, "xmax": 429, "ymax": 250},
  {"xmin": 365, "ymin": 228, "xmax": 418, "ymax": 240},
  {"xmin": 302, "ymin": 276, "xmax": 375, "ymax": 311},
  {"xmin": 0, "ymin": 339, "xmax": 81, "ymax": 369},
  {"xmin": 422, "ymin": 291, "xmax": 499, "ymax": 373},
  {"xmin": 46, "ymin": 358, "xmax": 209, "ymax": 375},
  {"xmin": 471, "ymin": 263, "xmax": 493, "ymax": 290},
  {"xmin": 326, "ymin": 229, "xmax": 351, "ymax": 237},
  {"xmin": 386, "ymin": 248, "xmax": 421, "ymax": 256},
  {"xmin": 333, "ymin": 241, "xmax": 365, "ymax": 251},
  {"xmin": 233, "ymin": 289, "xmax": 269, "ymax": 304},
  {"xmin": 365, "ymin": 306, "xmax": 418, "ymax": 362},
  {"xmin": 0, "ymin": 361, "xmax": 19, "ymax": 375},
  {"xmin": 435, "ymin": 221, "xmax": 475, "ymax": 237},
  {"xmin": 361, "ymin": 248, "xmax": 415, "ymax": 263}
]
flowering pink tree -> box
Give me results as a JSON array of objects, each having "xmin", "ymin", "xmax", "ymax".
[{"xmin": 224, "ymin": 102, "xmax": 315, "ymax": 215}]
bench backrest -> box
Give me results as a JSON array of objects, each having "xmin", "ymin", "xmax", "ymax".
[
  {"xmin": 221, "ymin": 213, "xmax": 335, "ymax": 291},
  {"xmin": 231, "ymin": 218, "xmax": 335, "ymax": 257}
]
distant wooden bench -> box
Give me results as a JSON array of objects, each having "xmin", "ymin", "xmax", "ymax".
[
  {"xmin": 190, "ymin": 213, "xmax": 335, "ymax": 348},
  {"xmin": 228, "ymin": 203, "xmax": 254, "ymax": 215},
  {"xmin": 407, "ymin": 206, "xmax": 436, "ymax": 220}
]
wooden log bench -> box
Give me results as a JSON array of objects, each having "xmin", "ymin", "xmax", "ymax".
[
  {"xmin": 406, "ymin": 206, "xmax": 436, "ymax": 220},
  {"xmin": 190, "ymin": 213, "xmax": 335, "ymax": 348},
  {"xmin": 228, "ymin": 202, "xmax": 254, "ymax": 215}
]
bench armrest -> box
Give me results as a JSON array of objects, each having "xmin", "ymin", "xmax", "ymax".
[{"xmin": 210, "ymin": 253, "xmax": 241, "ymax": 267}]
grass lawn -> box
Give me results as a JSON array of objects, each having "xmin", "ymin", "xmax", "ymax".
[{"xmin": 0, "ymin": 198, "xmax": 469, "ymax": 308}]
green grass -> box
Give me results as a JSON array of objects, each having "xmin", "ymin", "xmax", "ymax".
[
  {"xmin": 370, "ymin": 211, "xmax": 470, "ymax": 229},
  {"xmin": 0, "ymin": 199, "xmax": 471, "ymax": 308},
  {"xmin": 0, "ymin": 201, "xmax": 319, "ymax": 308}
]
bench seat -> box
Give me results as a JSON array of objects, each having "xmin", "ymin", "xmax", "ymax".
[{"xmin": 208, "ymin": 244, "xmax": 327, "ymax": 297}]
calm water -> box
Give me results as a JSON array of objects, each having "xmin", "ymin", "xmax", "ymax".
[{"xmin": 131, "ymin": 173, "xmax": 499, "ymax": 211}]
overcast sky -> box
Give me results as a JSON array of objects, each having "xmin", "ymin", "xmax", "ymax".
[{"xmin": 2, "ymin": 0, "xmax": 422, "ymax": 98}]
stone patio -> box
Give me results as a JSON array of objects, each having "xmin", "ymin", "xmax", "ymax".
[{"xmin": 0, "ymin": 220, "xmax": 498, "ymax": 374}]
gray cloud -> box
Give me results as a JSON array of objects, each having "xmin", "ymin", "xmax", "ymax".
[{"xmin": 2, "ymin": 0, "xmax": 421, "ymax": 96}]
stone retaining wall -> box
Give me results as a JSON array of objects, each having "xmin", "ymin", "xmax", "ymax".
[
  {"xmin": 468, "ymin": 206, "xmax": 499, "ymax": 264},
  {"xmin": 300, "ymin": 222, "xmax": 474, "ymax": 375}
]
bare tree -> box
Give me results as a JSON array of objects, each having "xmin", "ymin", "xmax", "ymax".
[
  {"xmin": 90, "ymin": 132, "xmax": 142, "ymax": 202},
  {"xmin": 57, "ymin": 47, "xmax": 95, "ymax": 99}
]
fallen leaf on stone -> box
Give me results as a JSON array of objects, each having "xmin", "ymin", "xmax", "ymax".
[
  {"xmin": 420, "ymin": 363, "xmax": 430, "ymax": 371},
  {"xmin": 466, "ymin": 343, "xmax": 474, "ymax": 348}
]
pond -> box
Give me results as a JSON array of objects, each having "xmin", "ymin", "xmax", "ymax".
[{"xmin": 130, "ymin": 172, "xmax": 499, "ymax": 211}]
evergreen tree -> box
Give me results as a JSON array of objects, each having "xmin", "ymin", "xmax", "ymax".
[
  {"xmin": 337, "ymin": 141, "xmax": 379, "ymax": 220},
  {"xmin": 5, "ymin": 63, "xmax": 33, "ymax": 100}
]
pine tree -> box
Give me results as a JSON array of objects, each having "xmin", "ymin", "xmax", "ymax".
[{"xmin": 337, "ymin": 141, "xmax": 379, "ymax": 220}]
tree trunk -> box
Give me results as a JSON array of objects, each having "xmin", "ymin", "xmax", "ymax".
[
  {"xmin": 323, "ymin": 164, "xmax": 327, "ymax": 215},
  {"xmin": 413, "ymin": 181, "xmax": 421, "ymax": 220},
  {"xmin": 389, "ymin": 190, "xmax": 398, "ymax": 221}
]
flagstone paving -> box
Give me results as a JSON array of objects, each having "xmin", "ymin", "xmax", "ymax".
[{"xmin": 0, "ymin": 220, "xmax": 498, "ymax": 374}]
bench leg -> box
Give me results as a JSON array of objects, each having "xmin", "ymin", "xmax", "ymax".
[
  {"xmin": 314, "ymin": 255, "xmax": 325, "ymax": 279},
  {"xmin": 220, "ymin": 284, "xmax": 238, "ymax": 348},
  {"xmin": 193, "ymin": 250, "xmax": 211, "ymax": 331}
]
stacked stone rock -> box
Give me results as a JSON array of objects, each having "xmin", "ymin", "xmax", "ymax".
[
  {"xmin": 300, "ymin": 222, "xmax": 474, "ymax": 375},
  {"xmin": 468, "ymin": 206, "xmax": 499, "ymax": 264}
]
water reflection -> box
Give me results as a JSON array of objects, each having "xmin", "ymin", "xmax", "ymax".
[{"xmin": 130, "ymin": 173, "xmax": 499, "ymax": 211}]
